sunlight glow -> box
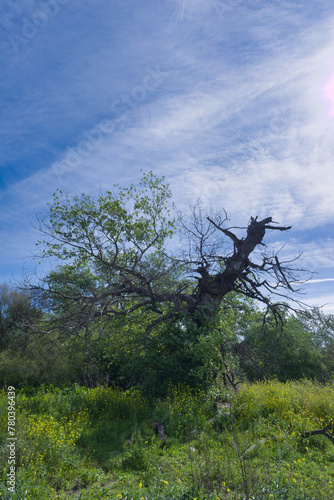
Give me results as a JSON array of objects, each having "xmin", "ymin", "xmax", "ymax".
[{"xmin": 323, "ymin": 71, "xmax": 334, "ymax": 117}]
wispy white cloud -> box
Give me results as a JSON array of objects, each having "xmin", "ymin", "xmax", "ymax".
[
  {"xmin": 301, "ymin": 279, "xmax": 334, "ymax": 284},
  {"xmin": 1, "ymin": 0, "xmax": 334, "ymax": 312}
]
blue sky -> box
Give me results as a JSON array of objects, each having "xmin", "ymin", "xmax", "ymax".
[{"xmin": 1, "ymin": 0, "xmax": 334, "ymax": 311}]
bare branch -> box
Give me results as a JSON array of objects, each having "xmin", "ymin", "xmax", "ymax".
[
  {"xmin": 302, "ymin": 424, "xmax": 334, "ymax": 446},
  {"xmin": 207, "ymin": 216, "xmax": 241, "ymax": 247}
]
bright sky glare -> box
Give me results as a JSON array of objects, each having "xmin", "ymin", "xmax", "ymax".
[
  {"xmin": 323, "ymin": 71, "xmax": 334, "ymax": 117},
  {"xmin": 1, "ymin": 0, "xmax": 334, "ymax": 311}
]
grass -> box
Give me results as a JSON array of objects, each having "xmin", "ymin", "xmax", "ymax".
[{"xmin": 1, "ymin": 381, "xmax": 334, "ymax": 499}]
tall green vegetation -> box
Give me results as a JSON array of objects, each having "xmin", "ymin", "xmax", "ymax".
[
  {"xmin": 0, "ymin": 173, "xmax": 333, "ymax": 391},
  {"xmin": 1, "ymin": 174, "xmax": 334, "ymax": 499},
  {"xmin": 237, "ymin": 308, "xmax": 329, "ymax": 382},
  {"xmin": 1, "ymin": 382, "xmax": 334, "ymax": 499},
  {"xmin": 0, "ymin": 281, "xmax": 333, "ymax": 391}
]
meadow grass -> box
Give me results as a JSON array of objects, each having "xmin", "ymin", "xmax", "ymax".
[{"xmin": 0, "ymin": 381, "xmax": 334, "ymax": 499}]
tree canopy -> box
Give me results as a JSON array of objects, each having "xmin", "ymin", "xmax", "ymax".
[
  {"xmin": 5, "ymin": 171, "xmax": 320, "ymax": 392},
  {"xmin": 1, "ymin": 173, "xmax": 331, "ymax": 390},
  {"xmin": 31, "ymin": 171, "xmax": 306, "ymax": 338}
]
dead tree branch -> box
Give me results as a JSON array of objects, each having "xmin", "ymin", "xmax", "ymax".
[{"xmin": 302, "ymin": 424, "xmax": 334, "ymax": 446}]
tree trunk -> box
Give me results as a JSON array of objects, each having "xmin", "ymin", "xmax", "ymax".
[{"xmin": 189, "ymin": 216, "xmax": 291, "ymax": 323}]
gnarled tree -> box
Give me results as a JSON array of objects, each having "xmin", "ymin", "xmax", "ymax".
[{"xmin": 30, "ymin": 172, "xmax": 307, "ymax": 338}]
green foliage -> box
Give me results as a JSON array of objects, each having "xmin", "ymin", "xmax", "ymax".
[
  {"xmin": 38, "ymin": 171, "xmax": 177, "ymax": 286},
  {"xmin": 119, "ymin": 319, "xmax": 214, "ymax": 395},
  {"xmin": 12, "ymin": 172, "xmax": 330, "ymax": 394},
  {"xmin": 41, "ymin": 171, "xmax": 174, "ymax": 254},
  {"xmin": 1, "ymin": 382, "xmax": 334, "ymax": 499},
  {"xmin": 1, "ymin": 282, "xmax": 333, "ymax": 395},
  {"xmin": 29, "ymin": 172, "xmax": 200, "ymax": 391},
  {"xmin": 3, "ymin": 174, "xmax": 334, "ymax": 498},
  {"xmin": 0, "ymin": 332, "xmax": 86, "ymax": 388},
  {"xmin": 78, "ymin": 385, "xmax": 149, "ymax": 422},
  {"xmin": 153, "ymin": 385, "xmax": 214, "ymax": 440},
  {"xmin": 238, "ymin": 309, "xmax": 325, "ymax": 382},
  {"xmin": 298, "ymin": 310, "xmax": 334, "ymax": 380},
  {"xmin": 0, "ymin": 283, "xmax": 42, "ymax": 352},
  {"xmin": 105, "ymin": 297, "xmax": 244, "ymax": 396},
  {"xmin": 234, "ymin": 380, "xmax": 334, "ymax": 433}
]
